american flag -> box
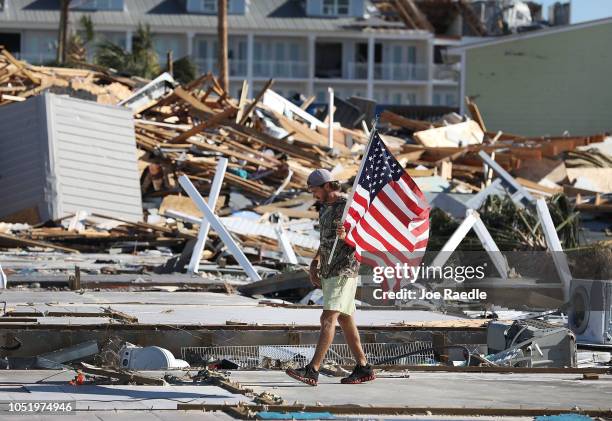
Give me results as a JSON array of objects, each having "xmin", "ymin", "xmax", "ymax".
[{"xmin": 342, "ymin": 131, "xmax": 430, "ymax": 289}]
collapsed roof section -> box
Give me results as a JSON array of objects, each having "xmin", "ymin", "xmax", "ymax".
[{"xmin": 370, "ymin": 0, "xmax": 570, "ymax": 37}]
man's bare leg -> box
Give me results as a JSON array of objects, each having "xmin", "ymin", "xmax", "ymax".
[
  {"xmin": 338, "ymin": 313, "xmax": 367, "ymax": 366},
  {"xmin": 309, "ymin": 310, "xmax": 340, "ymax": 370}
]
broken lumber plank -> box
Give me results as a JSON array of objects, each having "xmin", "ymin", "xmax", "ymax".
[
  {"xmin": 0, "ymin": 47, "xmax": 41, "ymax": 84},
  {"xmin": 465, "ymin": 96, "xmax": 487, "ymax": 132},
  {"xmin": 254, "ymin": 205, "xmax": 318, "ymax": 219},
  {"xmin": 0, "ymin": 232, "xmax": 79, "ymax": 253},
  {"xmin": 173, "ymin": 86, "xmax": 215, "ymax": 114},
  {"xmin": 239, "ymin": 79, "xmax": 273, "ymax": 125},
  {"xmin": 381, "ymin": 110, "xmax": 433, "ymax": 131},
  {"xmin": 171, "ymin": 106, "xmax": 237, "ymax": 143},
  {"xmin": 235, "ymin": 80, "xmax": 249, "ymax": 123},
  {"xmin": 238, "ymin": 269, "xmax": 311, "ymax": 296},
  {"xmin": 102, "ymin": 307, "xmax": 138, "ymax": 324},
  {"xmin": 88, "ymin": 212, "xmax": 175, "ymax": 235}
]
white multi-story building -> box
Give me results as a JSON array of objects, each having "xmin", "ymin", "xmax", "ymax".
[{"xmin": 0, "ymin": 0, "xmax": 460, "ymax": 106}]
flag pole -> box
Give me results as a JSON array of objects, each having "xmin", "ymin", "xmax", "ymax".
[{"xmin": 326, "ymin": 117, "xmax": 378, "ymax": 266}]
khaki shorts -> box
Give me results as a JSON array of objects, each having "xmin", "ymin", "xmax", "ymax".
[{"xmin": 321, "ymin": 275, "xmax": 359, "ymax": 315}]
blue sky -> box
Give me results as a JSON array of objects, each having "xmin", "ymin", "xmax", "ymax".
[{"xmin": 538, "ymin": 0, "xmax": 612, "ymax": 23}]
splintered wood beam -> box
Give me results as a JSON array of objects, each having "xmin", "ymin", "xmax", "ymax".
[
  {"xmin": 465, "ymin": 97, "xmax": 487, "ymax": 132},
  {"xmin": 403, "ymin": 0, "xmax": 434, "ymax": 31},
  {"xmin": 238, "ymin": 79, "xmax": 274, "ymax": 125},
  {"xmin": 235, "ymin": 80, "xmax": 249, "ymax": 123},
  {"xmin": 171, "ymin": 106, "xmax": 236, "ymax": 143},
  {"xmin": 0, "ymin": 232, "xmax": 79, "ymax": 253},
  {"xmin": 173, "ymin": 86, "xmax": 215, "ymax": 114},
  {"xmin": 0, "ymin": 48, "xmax": 41, "ymax": 84},
  {"xmin": 185, "ymin": 72, "xmax": 212, "ymax": 91},
  {"xmin": 393, "ymin": 0, "xmax": 419, "ymax": 29}
]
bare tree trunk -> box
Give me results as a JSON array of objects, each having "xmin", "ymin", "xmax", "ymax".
[
  {"xmin": 57, "ymin": 0, "xmax": 70, "ymax": 64},
  {"xmin": 167, "ymin": 50, "xmax": 174, "ymax": 76},
  {"xmin": 217, "ymin": 0, "xmax": 229, "ymax": 92}
]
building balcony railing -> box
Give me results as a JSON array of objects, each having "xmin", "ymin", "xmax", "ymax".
[
  {"xmin": 374, "ymin": 63, "xmax": 428, "ymax": 81},
  {"xmin": 346, "ymin": 62, "xmax": 368, "ymax": 79},
  {"xmin": 194, "ymin": 57, "xmax": 215, "ymax": 74},
  {"xmin": 253, "ymin": 60, "xmax": 308, "ymax": 79},
  {"xmin": 229, "ymin": 59, "xmax": 247, "ymax": 77},
  {"xmin": 193, "ymin": 58, "xmax": 247, "ymax": 77},
  {"xmin": 433, "ymin": 64, "xmax": 460, "ymax": 82}
]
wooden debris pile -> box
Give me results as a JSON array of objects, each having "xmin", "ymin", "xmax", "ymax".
[
  {"xmin": 380, "ymin": 100, "xmax": 611, "ymax": 202},
  {"xmin": 134, "ymin": 74, "xmax": 367, "ymax": 206},
  {"xmin": 0, "ymin": 212, "xmax": 196, "ymax": 254},
  {"xmin": 0, "ymin": 47, "xmax": 134, "ymax": 106}
]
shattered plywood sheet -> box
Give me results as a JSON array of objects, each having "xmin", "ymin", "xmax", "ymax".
[
  {"xmin": 413, "ymin": 120, "xmax": 484, "ymax": 147},
  {"xmin": 567, "ymin": 168, "xmax": 612, "ymax": 193}
]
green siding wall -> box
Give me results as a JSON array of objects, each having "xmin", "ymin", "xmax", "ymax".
[{"xmin": 465, "ymin": 22, "xmax": 612, "ymax": 136}]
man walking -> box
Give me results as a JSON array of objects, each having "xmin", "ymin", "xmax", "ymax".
[{"xmin": 285, "ymin": 169, "xmax": 375, "ymax": 386}]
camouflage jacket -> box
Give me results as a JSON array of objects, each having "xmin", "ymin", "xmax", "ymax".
[{"xmin": 318, "ymin": 196, "xmax": 360, "ymax": 279}]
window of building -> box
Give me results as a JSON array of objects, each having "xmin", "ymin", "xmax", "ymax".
[
  {"xmin": 187, "ymin": 0, "xmax": 245, "ymax": 14},
  {"xmin": 323, "ymin": 0, "xmax": 350, "ymax": 16},
  {"xmin": 71, "ymin": 0, "xmax": 124, "ymax": 11},
  {"xmin": 200, "ymin": 0, "xmax": 217, "ymax": 13}
]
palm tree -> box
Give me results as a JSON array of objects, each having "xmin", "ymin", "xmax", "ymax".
[
  {"xmin": 95, "ymin": 23, "xmax": 160, "ymax": 78},
  {"xmin": 67, "ymin": 15, "xmax": 95, "ymax": 64}
]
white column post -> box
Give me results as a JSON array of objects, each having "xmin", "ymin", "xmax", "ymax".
[
  {"xmin": 186, "ymin": 31, "xmax": 194, "ymax": 57},
  {"xmin": 125, "ymin": 30, "xmax": 133, "ymax": 53},
  {"xmin": 366, "ymin": 35, "xmax": 374, "ymax": 100},
  {"xmin": 307, "ymin": 34, "xmax": 316, "ymax": 97},
  {"xmin": 425, "ymin": 37, "xmax": 434, "ymax": 105},
  {"xmin": 187, "ymin": 158, "xmax": 228, "ymax": 274},
  {"xmin": 246, "ymin": 33, "xmax": 254, "ymax": 98},
  {"xmin": 460, "ymin": 51, "xmax": 467, "ymax": 114}
]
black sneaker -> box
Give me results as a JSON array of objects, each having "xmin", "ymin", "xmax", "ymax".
[
  {"xmin": 341, "ymin": 363, "xmax": 376, "ymax": 384},
  {"xmin": 285, "ymin": 364, "xmax": 319, "ymax": 386}
]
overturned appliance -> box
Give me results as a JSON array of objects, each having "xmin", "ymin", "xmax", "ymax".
[
  {"xmin": 486, "ymin": 319, "xmax": 576, "ymax": 368},
  {"xmin": 119, "ymin": 343, "xmax": 189, "ymax": 370},
  {"xmin": 569, "ymin": 278, "xmax": 612, "ymax": 345}
]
